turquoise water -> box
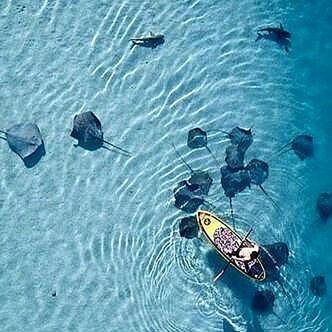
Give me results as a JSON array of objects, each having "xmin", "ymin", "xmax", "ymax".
[{"xmin": 0, "ymin": 1, "xmax": 331, "ymax": 331}]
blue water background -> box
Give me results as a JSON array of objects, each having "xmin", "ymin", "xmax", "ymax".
[{"xmin": 0, "ymin": 1, "xmax": 331, "ymax": 331}]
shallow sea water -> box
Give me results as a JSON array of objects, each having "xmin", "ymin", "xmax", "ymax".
[{"xmin": 0, "ymin": 1, "xmax": 332, "ymax": 331}]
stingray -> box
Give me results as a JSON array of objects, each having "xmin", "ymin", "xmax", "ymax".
[
  {"xmin": 179, "ymin": 216, "xmax": 199, "ymax": 239},
  {"xmin": 258, "ymin": 246, "xmax": 293, "ymax": 310},
  {"xmin": 187, "ymin": 128, "xmax": 218, "ymax": 164},
  {"xmin": 70, "ymin": 111, "xmax": 130, "ymax": 155},
  {"xmin": 316, "ymin": 192, "xmax": 332, "ymax": 220},
  {"xmin": 0, "ymin": 123, "xmax": 45, "ymax": 167},
  {"xmin": 173, "ymin": 180, "xmax": 203, "ymax": 213},
  {"xmin": 220, "ymin": 166, "xmax": 251, "ymax": 198},
  {"xmin": 259, "ymin": 251, "xmax": 280, "ymax": 282},
  {"xmin": 262, "ymin": 242, "xmax": 289, "ymax": 266},
  {"xmin": 222, "ymin": 127, "xmax": 253, "ymax": 154},
  {"xmin": 277, "ymin": 134, "xmax": 313, "ymax": 160},
  {"xmin": 174, "ymin": 195, "xmax": 204, "ymax": 213},
  {"xmin": 220, "ymin": 165, "xmax": 251, "ymax": 227},
  {"xmin": 246, "ymin": 159, "xmax": 268, "ymax": 186},
  {"xmin": 259, "ymin": 243, "xmax": 289, "ymax": 282},
  {"xmin": 172, "ymin": 144, "xmax": 213, "ymax": 195},
  {"xmin": 188, "ymin": 170, "xmax": 213, "ymax": 196},
  {"xmin": 251, "ymin": 290, "xmax": 287, "ymax": 324},
  {"xmin": 252, "ymin": 290, "xmax": 275, "ymax": 313},
  {"xmin": 173, "ymin": 180, "xmax": 215, "ymax": 213},
  {"xmin": 310, "ymin": 275, "xmax": 327, "ymax": 297},
  {"xmin": 246, "ymin": 159, "xmax": 280, "ymax": 210},
  {"xmin": 173, "ymin": 180, "xmax": 201, "ymax": 194},
  {"xmin": 225, "ymin": 144, "xmax": 245, "ymax": 170},
  {"xmin": 173, "ymin": 180, "xmax": 202, "ymax": 198}
]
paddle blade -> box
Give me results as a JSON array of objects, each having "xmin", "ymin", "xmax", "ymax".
[{"xmin": 213, "ymin": 268, "xmax": 227, "ymax": 283}]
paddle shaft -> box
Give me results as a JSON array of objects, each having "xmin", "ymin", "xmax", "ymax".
[{"xmin": 213, "ymin": 227, "xmax": 253, "ymax": 283}]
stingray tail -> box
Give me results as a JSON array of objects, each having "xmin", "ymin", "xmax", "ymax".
[
  {"xmin": 228, "ymin": 197, "xmax": 236, "ymax": 229},
  {"xmin": 206, "ymin": 146, "xmax": 220, "ymax": 167},
  {"xmin": 102, "ymin": 139, "xmax": 131, "ymax": 156},
  {"xmin": 208, "ymin": 191, "xmax": 222, "ymax": 199},
  {"xmin": 272, "ymin": 311, "xmax": 288, "ymax": 326},
  {"xmin": 261, "ymin": 247, "xmax": 295, "ymax": 311},
  {"xmin": 259, "ymin": 185, "xmax": 281, "ymax": 212},
  {"xmin": 202, "ymin": 198, "xmax": 218, "ymax": 212},
  {"xmin": 272, "ymin": 141, "xmax": 293, "ymax": 156},
  {"xmin": 172, "ymin": 143, "xmax": 194, "ymax": 173}
]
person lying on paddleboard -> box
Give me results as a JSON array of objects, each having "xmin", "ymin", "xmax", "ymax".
[{"xmin": 231, "ymin": 243, "xmax": 260, "ymax": 270}]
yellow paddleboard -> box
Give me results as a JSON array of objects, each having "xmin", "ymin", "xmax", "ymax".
[{"xmin": 196, "ymin": 210, "xmax": 266, "ymax": 281}]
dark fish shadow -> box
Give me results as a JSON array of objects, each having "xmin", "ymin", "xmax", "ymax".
[
  {"xmin": 0, "ymin": 135, "xmax": 46, "ymax": 168},
  {"xmin": 23, "ymin": 141, "xmax": 46, "ymax": 168},
  {"xmin": 256, "ymin": 33, "xmax": 291, "ymax": 53},
  {"xmin": 131, "ymin": 38, "xmax": 165, "ymax": 49}
]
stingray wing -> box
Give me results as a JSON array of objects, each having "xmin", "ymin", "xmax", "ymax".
[{"xmin": 6, "ymin": 123, "xmax": 42, "ymax": 159}]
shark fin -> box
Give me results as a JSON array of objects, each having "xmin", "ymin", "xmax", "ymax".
[
  {"xmin": 280, "ymin": 23, "xmax": 284, "ymax": 30},
  {"xmin": 149, "ymin": 31, "xmax": 155, "ymax": 36}
]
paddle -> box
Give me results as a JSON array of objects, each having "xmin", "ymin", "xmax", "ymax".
[{"xmin": 213, "ymin": 227, "xmax": 253, "ymax": 283}]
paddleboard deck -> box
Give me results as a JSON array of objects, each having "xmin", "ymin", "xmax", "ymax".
[{"xmin": 196, "ymin": 210, "xmax": 266, "ymax": 281}]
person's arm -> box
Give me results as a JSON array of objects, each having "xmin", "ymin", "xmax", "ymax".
[
  {"xmin": 232, "ymin": 255, "xmax": 247, "ymax": 262},
  {"xmin": 252, "ymin": 244, "xmax": 259, "ymax": 252},
  {"xmin": 231, "ymin": 248, "xmax": 249, "ymax": 262}
]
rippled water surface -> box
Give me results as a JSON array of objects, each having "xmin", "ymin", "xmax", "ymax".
[{"xmin": 0, "ymin": 1, "xmax": 332, "ymax": 331}]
